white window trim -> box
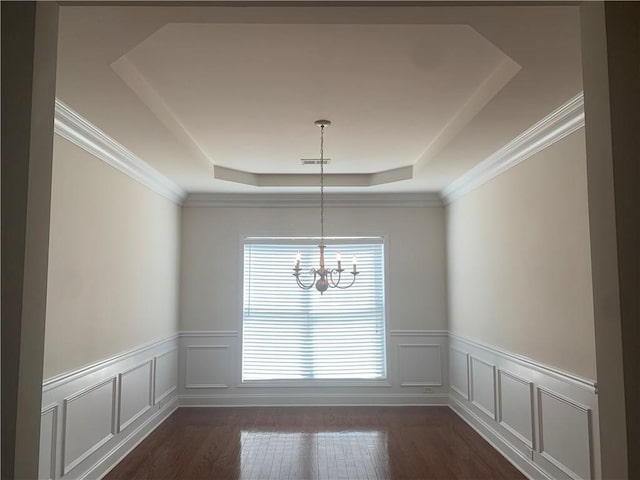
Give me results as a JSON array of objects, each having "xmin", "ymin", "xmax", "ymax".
[{"xmin": 236, "ymin": 233, "xmax": 391, "ymax": 388}]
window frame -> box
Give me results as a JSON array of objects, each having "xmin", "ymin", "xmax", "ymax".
[{"xmin": 237, "ymin": 234, "xmax": 391, "ymax": 388}]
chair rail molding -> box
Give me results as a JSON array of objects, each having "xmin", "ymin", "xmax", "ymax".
[
  {"xmin": 43, "ymin": 334, "xmax": 180, "ymax": 392},
  {"xmin": 448, "ymin": 333, "xmax": 597, "ymax": 393}
]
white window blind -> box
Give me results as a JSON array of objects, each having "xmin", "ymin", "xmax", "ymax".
[{"xmin": 242, "ymin": 237, "xmax": 386, "ymax": 382}]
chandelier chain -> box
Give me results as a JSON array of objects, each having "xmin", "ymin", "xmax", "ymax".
[
  {"xmin": 292, "ymin": 119, "xmax": 358, "ymax": 293},
  {"xmin": 320, "ymin": 124, "xmax": 324, "ymax": 242}
]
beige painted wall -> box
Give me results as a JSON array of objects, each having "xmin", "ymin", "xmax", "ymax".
[
  {"xmin": 180, "ymin": 206, "xmax": 447, "ymax": 332},
  {"xmin": 43, "ymin": 137, "xmax": 181, "ymax": 378},
  {"xmin": 447, "ymin": 130, "xmax": 597, "ymax": 379}
]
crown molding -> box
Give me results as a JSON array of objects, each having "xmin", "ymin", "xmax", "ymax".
[
  {"xmin": 184, "ymin": 192, "xmax": 443, "ymax": 208},
  {"xmin": 53, "ymin": 93, "xmax": 584, "ymax": 207},
  {"xmin": 441, "ymin": 92, "xmax": 585, "ymax": 204},
  {"xmin": 54, "ymin": 99, "xmax": 186, "ymax": 205}
]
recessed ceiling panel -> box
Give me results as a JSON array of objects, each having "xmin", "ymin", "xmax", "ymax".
[{"xmin": 113, "ymin": 23, "xmax": 516, "ymax": 177}]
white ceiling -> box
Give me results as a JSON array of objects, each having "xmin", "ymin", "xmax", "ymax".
[{"xmin": 56, "ymin": 4, "xmax": 583, "ymax": 194}]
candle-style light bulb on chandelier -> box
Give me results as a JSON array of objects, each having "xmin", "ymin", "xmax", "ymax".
[{"xmin": 293, "ymin": 120, "xmax": 359, "ymax": 294}]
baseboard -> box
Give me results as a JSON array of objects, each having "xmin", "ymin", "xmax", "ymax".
[
  {"xmin": 81, "ymin": 397, "xmax": 179, "ymax": 480},
  {"xmin": 179, "ymin": 392, "xmax": 449, "ymax": 407},
  {"xmin": 449, "ymin": 397, "xmax": 550, "ymax": 480}
]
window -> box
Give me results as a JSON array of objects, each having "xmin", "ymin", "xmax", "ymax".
[{"xmin": 242, "ymin": 237, "xmax": 386, "ymax": 382}]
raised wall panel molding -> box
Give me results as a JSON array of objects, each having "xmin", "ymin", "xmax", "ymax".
[
  {"xmin": 448, "ymin": 334, "xmax": 599, "ymax": 480},
  {"xmin": 44, "ymin": 331, "xmax": 597, "ymax": 478},
  {"xmin": 40, "ymin": 334, "xmax": 179, "ymax": 480},
  {"xmin": 154, "ymin": 348, "xmax": 178, "ymax": 405},
  {"xmin": 43, "ymin": 334, "xmax": 179, "ymax": 392},
  {"xmin": 39, "ymin": 404, "xmax": 58, "ymax": 480},
  {"xmin": 183, "ymin": 192, "xmax": 443, "ymax": 208},
  {"xmin": 54, "ymin": 99, "xmax": 186, "ymax": 205},
  {"xmin": 497, "ymin": 369, "xmax": 535, "ymax": 449},
  {"xmin": 185, "ymin": 345, "xmax": 231, "ymax": 389},
  {"xmin": 62, "ymin": 378, "xmax": 117, "ymax": 475},
  {"xmin": 77, "ymin": 399, "xmax": 178, "ymax": 480},
  {"xmin": 117, "ymin": 361, "xmax": 154, "ymax": 433},
  {"xmin": 537, "ymin": 387, "xmax": 593, "ymax": 480},
  {"xmin": 449, "ymin": 347, "xmax": 470, "ymax": 400},
  {"xmin": 178, "ymin": 330, "xmax": 449, "ymax": 405},
  {"xmin": 442, "ymin": 92, "xmax": 585, "ymax": 204},
  {"xmin": 469, "ymin": 356, "xmax": 497, "ymax": 420},
  {"xmin": 448, "ymin": 333, "xmax": 597, "ymax": 394},
  {"xmin": 397, "ymin": 344, "xmax": 443, "ymax": 387}
]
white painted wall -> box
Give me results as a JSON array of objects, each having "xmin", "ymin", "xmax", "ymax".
[
  {"xmin": 180, "ymin": 206, "xmax": 447, "ymax": 332},
  {"xmin": 40, "ymin": 126, "xmax": 601, "ymax": 480},
  {"xmin": 446, "ymin": 129, "xmax": 597, "ymax": 379},
  {"xmin": 43, "ymin": 136, "xmax": 181, "ymax": 379}
]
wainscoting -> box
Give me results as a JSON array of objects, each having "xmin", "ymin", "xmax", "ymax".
[
  {"xmin": 178, "ymin": 330, "xmax": 449, "ymax": 406},
  {"xmin": 448, "ymin": 334, "xmax": 600, "ymax": 480},
  {"xmin": 39, "ymin": 336, "xmax": 179, "ymax": 480},
  {"xmin": 40, "ymin": 331, "xmax": 599, "ymax": 479}
]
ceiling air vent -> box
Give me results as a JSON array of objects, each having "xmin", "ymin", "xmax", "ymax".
[{"xmin": 301, "ymin": 158, "xmax": 331, "ymax": 165}]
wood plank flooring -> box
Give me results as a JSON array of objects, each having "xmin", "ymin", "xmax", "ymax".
[{"xmin": 104, "ymin": 406, "xmax": 525, "ymax": 480}]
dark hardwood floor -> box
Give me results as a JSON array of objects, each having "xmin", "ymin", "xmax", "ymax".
[{"xmin": 104, "ymin": 406, "xmax": 525, "ymax": 479}]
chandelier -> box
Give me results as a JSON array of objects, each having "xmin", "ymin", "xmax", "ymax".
[{"xmin": 293, "ymin": 120, "xmax": 359, "ymax": 294}]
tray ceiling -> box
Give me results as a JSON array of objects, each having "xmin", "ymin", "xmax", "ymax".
[{"xmin": 56, "ymin": 5, "xmax": 583, "ymax": 193}]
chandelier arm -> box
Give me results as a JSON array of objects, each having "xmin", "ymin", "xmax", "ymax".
[
  {"xmin": 334, "ymin": 272, "xmax": 359, "ymax": 289},
  {"xmin": 293, "ymin": 269, "xmax": 318, "ymax": 290},
  {"xmin": 327, "ymin": 269, "xmax": 342, "ymax": 288}
]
